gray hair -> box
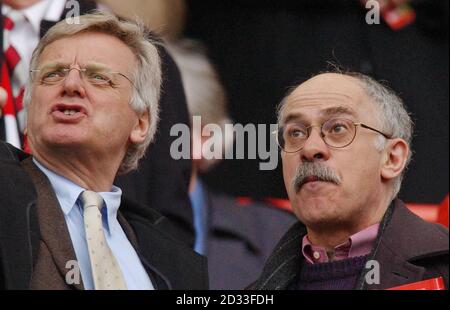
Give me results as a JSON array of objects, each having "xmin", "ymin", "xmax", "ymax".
[
  {"xmin": 24, "ymin": 12, "xmax": 162, "ymax": 174},
  {"xmin": 277, "ymin": 71, "xmax": 414, "ymax": 199}
]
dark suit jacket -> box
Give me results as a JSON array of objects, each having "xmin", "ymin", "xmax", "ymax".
[
  {"xmin": 200, "ymin": 186, "xmax": 296, "ymax": 289},
  {"xmin": 0, "ymin": 0, "xmax": 195, "ymax": 245},
  {"xmin": 249, "ymin": 199, "xmax": 449, "ymax": 290},
  {"xmin": 0, "ymin": 142, "xmax": 208, "ymax": 290}
]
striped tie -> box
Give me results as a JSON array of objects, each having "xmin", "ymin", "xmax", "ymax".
[{"xmin": 2, "ymin": 11, "xmax": 28, "ymax": 149}]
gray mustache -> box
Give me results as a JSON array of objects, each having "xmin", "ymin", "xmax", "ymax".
[{"xmin": 292, "ymin": 162, "xmax": 341, "ymax": 192}]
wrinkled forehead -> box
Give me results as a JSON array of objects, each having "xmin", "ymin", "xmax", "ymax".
[
  {"xmin": 280, "ymin": 74, "xmax": 375, "ymax": 124},
  {"xmin": 36, "ymin": 32, "xmax": 137, "ymax": 73}
]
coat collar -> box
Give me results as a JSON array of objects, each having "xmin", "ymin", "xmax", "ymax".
[
  {"xmin": 378, "ymin": 200, "xmax": 448, "ymax": 261},
  {"xmin": 360, "ymin": 200, "xmax": 449, "ymax": 289},
  {"xmin": 120, "ymin": 198, "xmax": 208, "ymax": 290},
  {"xmin": 252, "ymin": 221, "xmax": 306, "ymax": 290},
  {"xmin": 21, "ymin": 158, "xmax": 84, "ymax": 290}
]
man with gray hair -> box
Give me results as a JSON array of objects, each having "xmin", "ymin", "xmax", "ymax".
[
  {"xmin": 1, "ymin": 0, "xmax": 196, "ymax": 249},
  {"xmin": 0, "ymin": 12, "xmax": 207, "ymax": 290},
  {"xmin": 251, "ymin": 71, "xmax": 448, "ymax": 290}
]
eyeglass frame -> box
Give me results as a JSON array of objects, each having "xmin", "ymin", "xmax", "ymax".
[
  {"xmin": 29, "ymin": 65, "xmax": 143, "ymax": 103},
  {"xmin": 272, "ymin": 118, "xmax": 392, "ymax": 153},
  {"xmin": 30, "ymin": 67, "xmax": 137, "ymax": 89}
]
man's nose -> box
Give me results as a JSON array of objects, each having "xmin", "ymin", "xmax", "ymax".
[
  {"xmin": 62, "ymin": 68, "xmax": 86, "ymax": 98},
  {"xmin": 300, "ymin": 127, "xmax": 330, "ymax": 162}
]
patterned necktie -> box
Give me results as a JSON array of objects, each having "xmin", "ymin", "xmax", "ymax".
[
  {"xmin": 2, "ymin": 11, "xmax": 27, "ymax": 149},
  {"xmin": 80, "ymin": 190, "xmax": 128, "ymax": 290}
]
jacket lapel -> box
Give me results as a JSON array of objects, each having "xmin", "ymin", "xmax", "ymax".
[
  {"xmin": 21, "ymin": 158, "xmax": 84, "ymax": 290},
  {"xmin": 117, "ymin": 212, "xmax": 139, "ymax": 249},
  {"xmin": 117, "ymin": 211, "xmax": 172, "ymax": 290},
  {"xmin": 367, "ymin": 241, "xmax": 426, "ymax": 289},
  {"xmin": 360, "ymin": 200, "xmax": 448, "ymax": 290},
  {"xmin": 120, "ymin": 197, "xmax": 209, "ymax": 290},
  {"xmin": 252, "ymin": 221, "xmax": 305, "ymax": 290}
]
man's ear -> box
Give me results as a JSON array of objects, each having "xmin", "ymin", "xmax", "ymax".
[
  {"xmin": 381, "ymin": 138, "xmax": 409, "ymax": 181},
  {"xmin": 130, "ymin": 110, "xmax": 149, "ymax": 144}
]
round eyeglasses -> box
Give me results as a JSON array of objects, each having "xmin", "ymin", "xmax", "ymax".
[{"xmin": 274, "ymin": 118, "xmax": 392, "ymax": 153}]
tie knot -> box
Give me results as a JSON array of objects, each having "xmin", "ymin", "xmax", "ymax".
[{"xmin": 80, "ymin": 190, "xmax": 104, "ymax": 211}]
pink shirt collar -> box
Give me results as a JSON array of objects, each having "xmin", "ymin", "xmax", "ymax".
[{"xmin": 302, "ymin": 223, "xmax": 380, "ymax": 264}]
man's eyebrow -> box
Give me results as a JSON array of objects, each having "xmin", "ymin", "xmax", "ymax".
[
  {"xmin": 283, "ymin": 113, "xmax": 305, "ymax": 125},
  {"xmin": 282, "ymin": 106, "xmax": 356, "ymax": 124},
  {"xmin": 36, "ymin": 62, "xmax": 68, "ymax": 70},
  {"xmin": 83, "ymin": 62, "xmax": 112, "ymax": 71},
  {"xmin": 320, "ymin": 106, "xmax": 356, "ymax": 118}
]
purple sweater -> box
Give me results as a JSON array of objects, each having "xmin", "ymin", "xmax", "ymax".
[{"xmin": 289, "ymin": 255, "xmax": 369, "ymax": 290}]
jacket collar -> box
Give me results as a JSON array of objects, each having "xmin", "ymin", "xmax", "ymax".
[
  {"xmin": 120, "ymin": 197, "xmax": 208, "ymax": 290},
  {"xmin": 378, "ymin": 200, "xmax": 448, "ymax": 261},
  {"xmin": 359, "ymin": 200, "xmax": 449, "ymax": 289},
  {"xmin": 252, "ymin": 222, "xmax": 306, "ymax": 290},
  {"xmin": 116, "ymin": 210, "xmax": 171, "ymax": 290},
  {"xmin": 21, "ymin": 158, "xmax": 84, "ymax": 290}
]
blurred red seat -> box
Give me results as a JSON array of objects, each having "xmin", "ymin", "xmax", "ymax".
[
  {"xmin": 405, "ymin": 194, "xmax": 449, "ymax": 228},
  {"xmin": 263, "ymin": 195, "xmax": 449, "ymax": 228}
]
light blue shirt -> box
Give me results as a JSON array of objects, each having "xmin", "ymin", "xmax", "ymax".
[
  {"xmin": 33, "ymin": 159, "xmax": 154, "ymax": 290},
  {"xmin": 189, "ymin": 178, "xmax": 208, "ymax": 255}
]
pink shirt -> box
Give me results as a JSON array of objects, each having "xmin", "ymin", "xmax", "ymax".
[{"xmin": 302, "ymin": 223, "xmax": 380, "ymax": 264}]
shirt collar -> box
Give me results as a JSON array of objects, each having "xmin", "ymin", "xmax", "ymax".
[
  {"xmin": 100, "ymin": 186, "xmax": 123, "ymax": 235},
  {"xmin": 348, "ymin": 222, "xmax": 380, "ymax": 257},
  {"xmin": 32, "ymin": 158, "xmax": 123, "ymax": 235},
  {"xmin": 302, "ymin": 222, "xmax": 380, "ymax": 264},
  {"xmin": 2, "ymin": 0, "xmax": 66, "ymax": 35}
]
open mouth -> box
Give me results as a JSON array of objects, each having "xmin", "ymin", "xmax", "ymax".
[
  {"xmin": 62, "ymin": 109, "xmax": 78, "ymax": 116},
  {"xmin": 51, "ymin": 103, "xmax": 87, "ymax": 121}
]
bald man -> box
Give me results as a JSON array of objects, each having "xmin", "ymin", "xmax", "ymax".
[{"xmin": 251, "ymin": 71, "xmax": 448, "ymax": 290}]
